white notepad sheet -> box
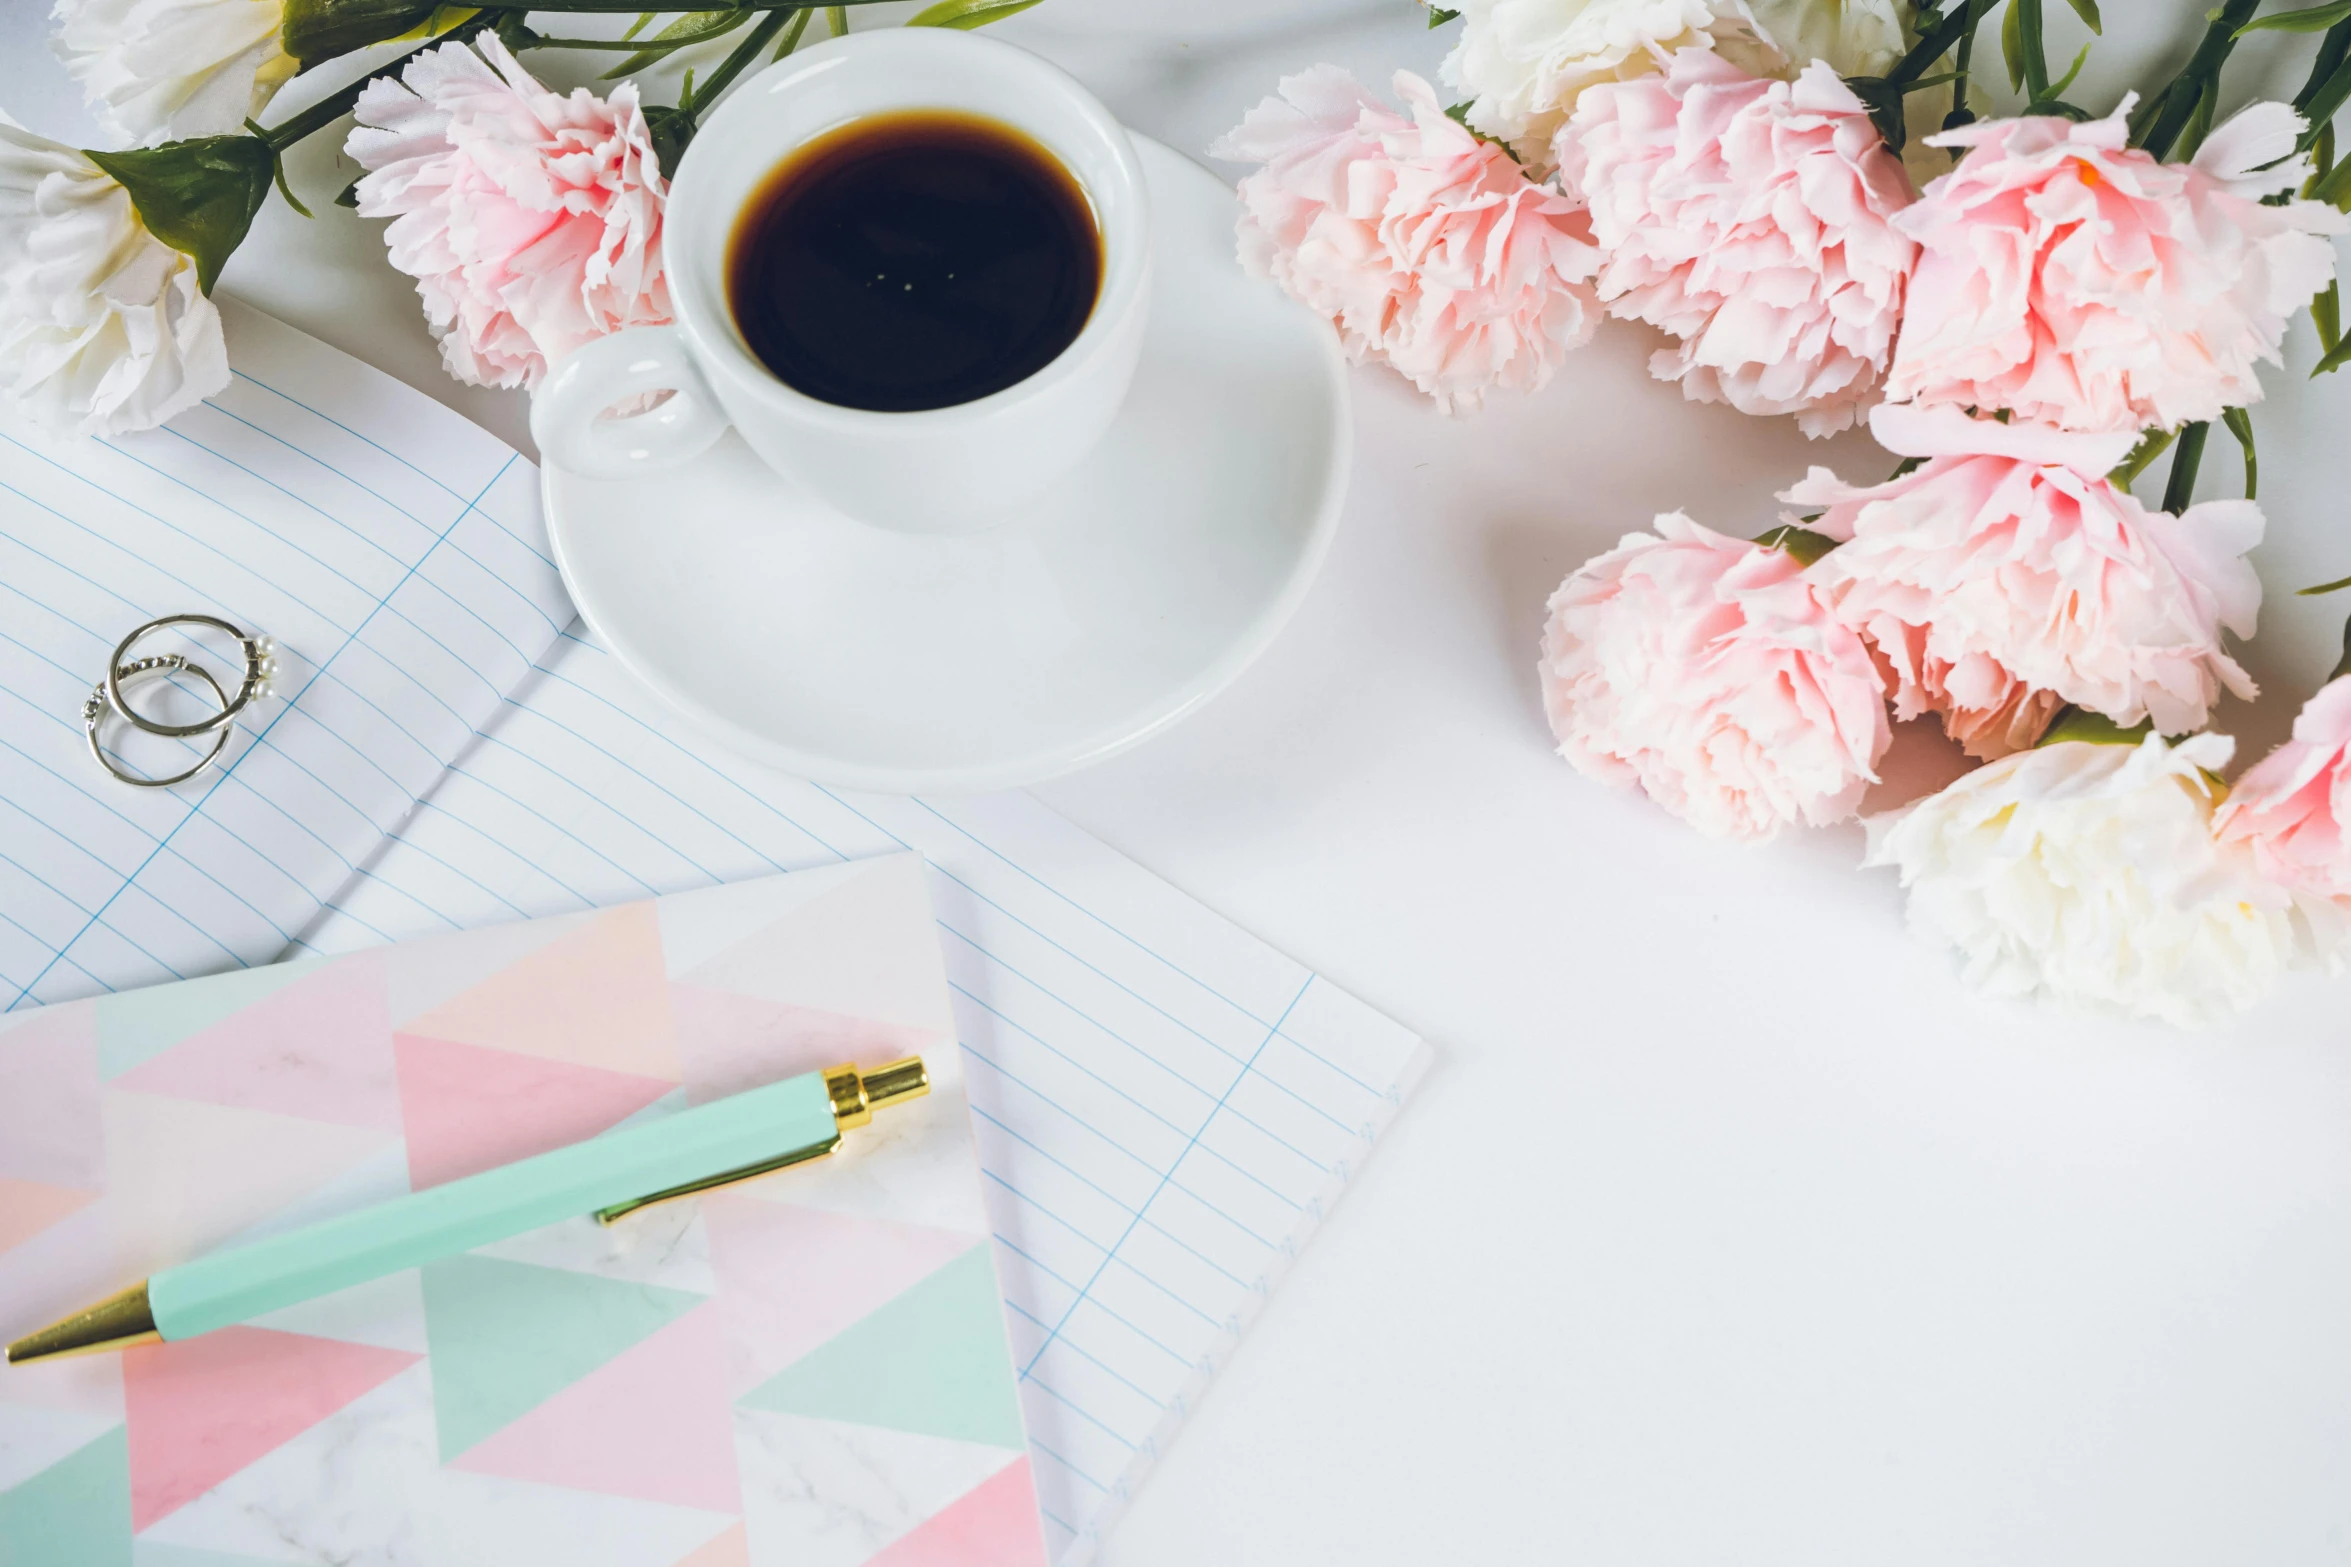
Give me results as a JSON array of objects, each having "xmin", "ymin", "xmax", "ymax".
[
  {"xmin": 296, "ymin": 636, "xmax": 1431, "ymax": 1563},
  {"xmin": 0, "ymin": 300, "xmax": 1431, "ymax": 1564},
  {"xmin": 0, "ymin": 299, "xmax": 563, "ymax": 1010}
]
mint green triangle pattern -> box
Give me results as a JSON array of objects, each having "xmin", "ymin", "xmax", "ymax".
[
  {"xmin": 0, "ymin": 1427, "xmax": 130, "ymax": 1567},
  {"xmin": 738, "ymin": 1244, "xmax": 1024, "ymax": 1450},
  {"xmin": 421, "ymin": 1253, "xmax": 706, "ymax": 1461},
  {"xmin": 94, "ymin": 957, "xmax": 326, "ymax": 1079},
  {"xmin": 135, "ymin": 1545, "xmax": 301, "ymax": 1567}
]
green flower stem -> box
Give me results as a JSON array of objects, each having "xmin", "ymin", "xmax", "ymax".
[
  {"xmin": 2221, "ymin": 407, "xmax": 2258, "ymax": 498},
  {"xmin": 2134, "ymin": 0, "xmax": 2263, "ymax": 158},
  {"xmin": 259, "ymin": 9, "xmax": 494, "ymax": 149},
  {"xmin": 1886, "ymin": 3, "xmax": 1983, "ymax": 89},
  {"xmin": 510, "ymin": 0, "xmax": 890, "ymax": 7},
  {"xmin": 2333, "ymin": 616, "xmax": 2351, "ymax": 682},
  {"xmin": 2160, "ymin": 420, "xmax": 2210, "ymax": 514},
  {"xmin": 2015, "ymin": 0, "xmax": 2050, "ymax": 101},
  {"xmin": 682, "ymin": 7, "xmax": 797, "ymax": 117},
  {"xmin": 1947, "ymin": 0, "xmax": 1987, "ymax": 131}
]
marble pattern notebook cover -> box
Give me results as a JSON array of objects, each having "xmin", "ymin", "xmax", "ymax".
[{"xmin": 0, "ymin": 852, "xmax": 1049, "ymax": 1567}]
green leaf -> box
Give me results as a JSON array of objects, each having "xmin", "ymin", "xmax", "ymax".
[
  {"xmin": 826, "ymin": 5, "xmax": 848, "ymax": 32},
  {"xmin": 244, "ymin": 117, "xmax": 312, "ymax": 219},
  {"xmin": 1427, "ymin": 4, "xmax": 1460, "ymax": 23},
  {"xmin": 2039, "ymin": 708, "xmax": 2156, "ymax": 748},
  {"xmin": 2314, "ymin": 279, "xmax": 2342, "ymax": 354},
  {"xmin": 2314, "ymin": 146, "xmax": 2351, "ymax": 207},
  {"xmin": 1750, "ymin": 525, "xmax": 1840, "ymax": 566},
  {"xmin": 2064, "ymin": 0, "xmax": 2100, "ymax": 31},
  {"xmin": 1443, "ymin": 100, "xmax": 1523, "ymax": 159},
  {"xmin": 280, "ymin": 0, "xmax": 446, "ymax": 66},
  {"xmin": 774, "ymin": 5, "xmax": 813, "ymax": 57},
  {"xmin": 85, "ymin": 136, "xmax": 275, "ymax": 296},
  {"xmin": 598, "ymin": 9, "xmax": 751, "ymax": 81},
  {"xmin": 2026, "ymin": 42, "xmax": 2090, "ymax": 110},
  {"xmin": 2108, "ymin": 427, "xmax": 2175, "ymax": 488},
  {"xmin": 2301, "ymin": 573, "xmax": 2351, "ymax": 595},
  {"xmin": 2315, "ymin": 330, "xmax": 2351, "ymax": 376},
  {"xmin": 643, "ymin": 103, "xmax": 703, "ymax": 180},
  {"xmin": 2000, "ymin": 0, "xmax": 2025, "ymax": 90},
  {"xmin": 621, "ymin": 9, "xmax": 657, "ymax": 40},
  {"xmin": 334, "ymin": 177, "xmax": 361, "ymax": 209},
  {"xmin": 2240, "ymin": 0, "xmax": 2351, "ymax": 32},
  {"xmin": 906, "ymin": 0, "xmax": 1042, "ymax": 28},
  {"xmin": 2221, "ymin": 406, "xmax": 2257, "ymax": 499}
]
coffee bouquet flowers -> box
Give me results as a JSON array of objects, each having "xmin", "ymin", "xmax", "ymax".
[{"xmin": 1213, "ymin": 0, "xmax": 2351, "ymax": 1025}]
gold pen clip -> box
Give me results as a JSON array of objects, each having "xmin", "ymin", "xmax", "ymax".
[{"xmin": 595, "ymin": 1057, "xmax": 930, "ymax": 1225}]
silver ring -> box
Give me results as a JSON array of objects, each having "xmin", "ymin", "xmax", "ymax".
[
  {"xmin": 85, "ymin": 656, "xmax": 234, "ymax": 789},
  {"xmin": 106, "ymin": 614, "xmax": 274, "ymax": 739}
]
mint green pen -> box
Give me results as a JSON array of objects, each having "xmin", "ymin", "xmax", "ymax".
[{"xmin": 5, "ymin": 1058, "xmax": 928, "ymax": 1365}]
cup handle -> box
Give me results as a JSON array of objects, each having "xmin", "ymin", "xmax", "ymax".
[{"xmin": 530, "ymin": 325, "xmax": 730, "ymax": 480}]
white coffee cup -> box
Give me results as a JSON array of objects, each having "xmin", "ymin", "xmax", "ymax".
[{"xmin": 530, "ymin": 29, "xmax": 1151, "ymax": 535}]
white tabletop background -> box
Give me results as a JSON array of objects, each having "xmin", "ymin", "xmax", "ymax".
[{"xmin": 8, "ymin": 4, "xmax": 2351, "ymax": 1562}]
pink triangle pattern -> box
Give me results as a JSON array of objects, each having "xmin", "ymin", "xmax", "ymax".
[
  {"xmin": 702, "ymin": 1194, "xmax": 979, "ymax": 1398},
  {"xmin": 679, "ymin": 862, "xmax": 953, "ymax": 1036},
  {"xmin": 449, "ymin": 1302, "xmax": 740, "ymax": 1514},
  {"xmin": 124, "ymin": 1325, "xmax": 420, "ymax": 1530},
  {"xmin": 862, "ymin": 1456, "xmax": 1049, "ymax": 1567},
  {"xmin": 671, "ymin": 1521, "xmax": 751, "ymax": 1567},
  {"xmin": 670, "ymin": 985, "xmax": 951, "ymax": 1107},
  {"xmin": 394, "ymin": 1034, "xmax": 675, "ymax": 1191},
  {"xmin": 0, "ymin": 1177, "xmax": 98, "ymax": 1253},
  {"xmin": 401, "ymin": 903, "xmax": 682, "ymax": 1082},
  {"xmin": 0, "ymin": 1005, "xmax": 101, "ymax": 1188},
  {"xmin": 112, "ymin": 948, "xmax": 399, "ymax": 1132}
]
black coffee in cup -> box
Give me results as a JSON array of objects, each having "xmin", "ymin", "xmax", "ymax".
[{"xmin": 727, "ymin": 111, "xmax": 1103, "ymax": 413}]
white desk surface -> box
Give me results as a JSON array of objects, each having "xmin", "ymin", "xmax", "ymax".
[{"xmin": 8, "ymin": 5, "xmax": 2351, "ymax": 1562}]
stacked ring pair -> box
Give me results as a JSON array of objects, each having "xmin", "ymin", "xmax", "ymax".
[{"xmin": 84, "ymin": 614, "xmax": 276, "ymax": 789}]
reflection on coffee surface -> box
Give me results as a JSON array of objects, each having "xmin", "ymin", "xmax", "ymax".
[{"xmin": 727, "ymin": 110, "xmax": 1103, "ymax": 413}]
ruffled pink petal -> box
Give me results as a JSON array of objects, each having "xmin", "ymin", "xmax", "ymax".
[{"xmin": 345, "ymin": 34, "xmax": 670, "ymax": 390}]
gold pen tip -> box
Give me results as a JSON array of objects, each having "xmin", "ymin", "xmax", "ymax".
[{"xmin": 6, "ymin": 1282, "xmax": 159, "ymax": 1365}]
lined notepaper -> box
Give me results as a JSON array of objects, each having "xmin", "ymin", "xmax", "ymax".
[
  {"xmin": 0, "ymin": 299, "xmax": 564, "ymax": 1011},
  {"xmin": 297, "ymin": 628, "xmax": 1431, "ymax": 1565}
]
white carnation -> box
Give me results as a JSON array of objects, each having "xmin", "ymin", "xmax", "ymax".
[
  {"xmin": 0, "ymin": 116, "xmax": 227, "ymax": 436},
  {"xmin": 1442, "ymin": 0, "xmax": 1781, "ymax": 167},
  {"xmin": 51, "ymin": 0, "xmax": 295, "ymax": 148},
  {"xmin": 1746, "ymin": 0, "xmax": 1909, "ymax": 79},
  {"xmin": 1865, "ymin": 733, "xmax": 2307, "ymax": 1027},
  {"xmin": 1442, "ymin": 0, "xmax": 1910, "ymax": 169}
]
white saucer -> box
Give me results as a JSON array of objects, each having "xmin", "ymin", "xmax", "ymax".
[{"xmin": 543, "ymin": 135, "xmax": 1349, "ymax": 793}]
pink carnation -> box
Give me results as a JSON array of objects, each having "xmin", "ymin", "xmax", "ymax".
[
  {"xmin": 1789, "ymin": 403, "xmax": 2261, "ymax": 760},
  {"xmin": 346, "ymin": 35, "xmax": 671, "ymax": 390},
  {"xmin": 2216, "ymin": 674, "xmax": 2351, "ymax": 902},
  {"xmin": 1556, "ymin": 52, "xmax": 1915, "ymax": 437},
  {"xmin": 1884, "ymin": 100, "xmax": 2344, "ymax": 433},
  {"xmin": 1209, "ymin": 66, "xmax": 1600, "ymax": 412},
  {"xmin": 1540, "ymin": 512, "xmax": 1891, "ymax": 840}
]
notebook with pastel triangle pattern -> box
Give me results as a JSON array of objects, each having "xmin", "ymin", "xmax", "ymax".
[{"xmin": 0, "ymin": 851, "xmax": 1050, "ymax": 1567}]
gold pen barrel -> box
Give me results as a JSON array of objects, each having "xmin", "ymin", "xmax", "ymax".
[{"xmin": 824, "ymin": 1056, "xmax": 929, "ymax": 1130}]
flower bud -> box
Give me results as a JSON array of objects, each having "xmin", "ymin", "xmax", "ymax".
[
  {"xmin": 83, "ymin": 136, "xmax": 275, "ymax": 295},
  {"xmin": 281, "ymin": 0, "xmax": 446, "ymax": 67}
]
